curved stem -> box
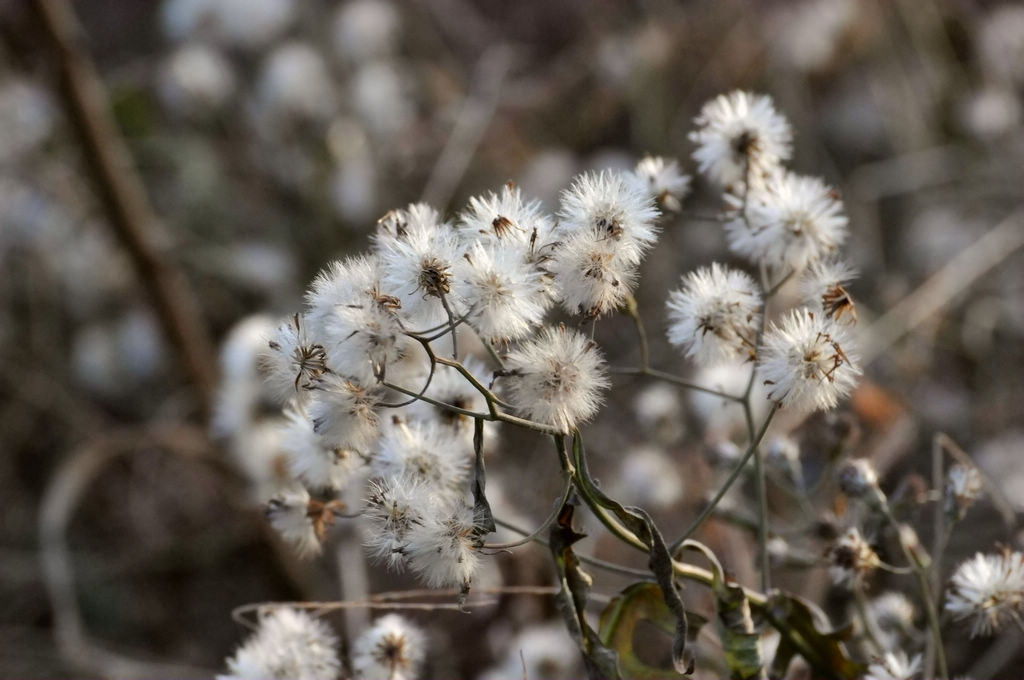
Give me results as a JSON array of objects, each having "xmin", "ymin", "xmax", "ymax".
[
  {"xmin": 484, "ymin": 461, "xmax": 573, "ymax": 550},
  {"xmin": 609, "ymin": 366, "xmax": 745, "ymax": 402},
  {"xmin": 669, "ymin": 403, "xmax": 779, "ymax": 552}
]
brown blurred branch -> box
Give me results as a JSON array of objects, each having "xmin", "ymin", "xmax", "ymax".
[{"xmin": 28, "ymin": 0, "xmax": 217, "ymax": 418}]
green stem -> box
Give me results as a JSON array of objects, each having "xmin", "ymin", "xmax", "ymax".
[{"xmin": 669, "ymin": 403, "xmax": 779, "ymax": 552}]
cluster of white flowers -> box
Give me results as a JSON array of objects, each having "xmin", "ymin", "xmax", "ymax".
[
  {"xmin": 669, "ymin": 90, "xmax": 860, "ymax": 413},
  {"xmin": 245, "ymin": 156, "xmax": 705, "ymax": 592}
]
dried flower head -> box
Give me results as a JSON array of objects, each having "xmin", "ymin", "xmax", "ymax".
[
  {"xmin": 548, "ymin": 232, "xmax": 636, "ymax": 317},
  {"xmin": 351, "ymin": 614, "xmax": 426, "ymax": 680},
  {"xmin": 219, "ymin": 607, "xmax": 340, "ymax": 680},
  {"xmin": 261, "ymin": 314, "xmax": 327, "ymax": 402},
  {"xmin": 631, "ymin": 156, "xmax": 691, "ymax": 211},
  {"xmin": 281, "ymin": 404, "xmax": 361, "ymax": 491},
  {"xmin": 406, "ymin": 501, "xmax": 481, "ymax": 595},
  {"xmin": 836, "ymin": 457, "xmax": 880, "ymax": 499},
  {"xmin": 458, "ymin": 241, "xmax": 551, "ymax": 343},
  {"xmin": 666, "ymin": 263, "xmax": 762, "ymax": 366},
  {"xmin": 504, "ymin": 325, "xmax": 609, "ymax": 433},
  {"xmin": 266, "ymin": 486, "xmax": 324, "ymax": 558},
  {"xmin": 726, "ymin": 171, "xmax": 847, "ymax": 273},
  {"xmin": 689, "ymin": 90, "xmax": 793, "ymax": 188},
  {"xmin": 827, "ymin": 527, "xmax": 880, "ymax": 588},
  {"xmin": 556, "ymin": 170, "xmax": 661, "ymax": 267},
  {"xmin": 945, "ymin": 549, "xmax": 1024, "ymax": 637},
  {"xmin": 800, "ymin": 259, "xmax": 858, "ymax": 324},
  {"xmin": 372, "ymin": 419, "xmax": 470, "ymax": 497},
  {"xmin": 759, "ymin": 308, "xmax": 860, "ymax": 412},
  {"xmin": 307, "ymin": 373, "xmax": 381, "ymax": 451},
  {"xmin": 375, "ymin": 203, "xmax": 464, "ymax": 327},
  {"xmin": 456, "ymin": 182, "xmax": 555, "ymax": 250},
  {"xmin": 363, "ymin": 476, "xmax": 429, "ymax": 572},
  {"xmin": 945, "ymin": 463, "xmax": 984, "ymax": 522}
]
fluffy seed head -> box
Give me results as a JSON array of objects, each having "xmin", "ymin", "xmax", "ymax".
[
  {"xmin": 307, "ymin": 373, "xmax": 381, "ymax": 451},
  {"xmin": 631, "ymin": 156, "xmax": 691, "ymax": 211},
  {"xmin": 689, "ymin": 91, "xmax": 793, "ymax": 188},
  {"xmin": 945, "ymin": 550, "xmax": 1024, "ymax": 637},
  {"xmin": 261, "ymin": 314, "xmax": 328, "ymax": 403},
  {"xmin": 280, "ymin": 404, "xmax": 361, "ymax": 491},
  {"xmin": 219, "ymin": 607, "xmax": 340, "ymax": 680},
  {"xmin": 800, "ymin": 259, "xmax": 858, "ymax": 324},
  {"xmin": 351, "ymin": 614, "xmax": 426, "ymax": 680},
  {"xmin": 457, "ymin": 241, "xmax": 551, "ymax": 343},
  {"xmin": 266, "ymin": 486, "xmax": 322, "ymax": 558},
  {"xmin": 726, "ymin": 171, "xmax": 848, "ymax": 273},
  {"xmin": 456, "ymin": 183, "xmax": 555, "ymax": 250},
  {"xmin": 504, "ymin": 325, "xmax": 609, "ymax": 433},
  {"xmin": 363, "ymin": 476, "xmax": 430, "ymax": 572},
  {"xmin": 666, "ymin": 263, "xmax": 762, "ymax": 366},
  {"xmin": 557, "ymin": 170, "xmax": 661, "ymax": 267},
  {"xmin": 371, "ymin": 419, "xmax": 470, "ymax": 498},
  {"xmin": 548, "ymin": 232, "xmax": 636, "ymax": 317},
  {"xmin": 406, "ymin": 501, "xmax": 481, "ymax": 595},
  {"xmin": 759, "ymin": 308, "xmax": 861, "ymax": 412}
]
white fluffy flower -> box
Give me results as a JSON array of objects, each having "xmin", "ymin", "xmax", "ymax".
[
  {"xmin": 689, "ymin": 91, "xmax": 792, "ymax": 188},
  {"xmin": 726, "ymin": 172, "xmax": 848, "ymax": 273},
  {"xmin": 666, "ymin": 263, "xmax": 761, "ymax": 366},
  {"xmin": 504, "ymin": 326, "xmax": 609, "ymax": 433},
  {"xmin": 281, "ymin": 404, "xmax": 361, "ymax": 491},
  {"xmin": 219, "ymin": 607, "xmax": 340, "ymax": 680},
  {"xmin": 261, "ymin": 315, "xmax": 327, "ymax": 403},
  {"xmin": 457, "ymin": 241, "xmax": 551, "ymax": 343},
  {"xmin": 945, "ymin": 550, "xmax": 1024, "ymax": 637},
  {"xmin": 557, "ymin": 170, "xmax": 660, "ymax": 267},
  {"xmin": 759, "ymin": 308, "xmax": 860, "ymax": 412},
  {"xmin": 375, "ymin": 203, "xmax": 465, "ymax": 328},
  {"xmin": 456, "ymin": 183, "xmax": 556, "ymax": 251},
  {"xmin": 307, "ymin": 374, "xmax": 381, "ymax": 451},
  {"xmin": 631, "ymin": 156, "xmax": 691, "ymax": 211},
  {"xmin": 800, "ymin": 259, "xmax": 858, "ymax": 324},
  {"xmin": 308, "ymin": 256, "xmax": 409, "ymax": 384},
  {"xmin": 827, "ymin": 527, "xmax": 879, "ymax": 588},
  {"xmin": 363, "ymin": 476, "xmax": 430, "ymax": 571},
  {"xmin": 351, "ymin": 614, "xmax": 426, "ymax": 680},
  {"xmin": 865, "ymin": 652, "xmax": 921, "ymax": 680},
  {"xmin": 371, "ymin": 419, "xmax": 470, "ymax": 496},
  {"xmin": 548, "ymin": 231, "xmax": 636, "ymax": 317},
  {"xmin": 406, "ymin": 501, "xmax": 481, "ymax": 593},
  {"xmin": 265, "ymin": 487, "xmax": 322, "ymax": 557}
]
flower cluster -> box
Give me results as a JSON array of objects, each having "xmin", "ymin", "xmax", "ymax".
[{"xmin": 945, "ymin": 549, "xmax": 1024, "ymax": 637}]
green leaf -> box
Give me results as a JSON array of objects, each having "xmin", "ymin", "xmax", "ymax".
[{"xmin": 599, "ymin": 582, "xmax": 708, "ymax": 680}]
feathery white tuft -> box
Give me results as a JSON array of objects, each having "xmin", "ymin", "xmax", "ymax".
[
  {"xmin": 306, "ymin": 373, "xmax": 380, "ymax": 451},
  {"xmin": 689, "ymin": 91, "xmax": 792, "ymax": 188},
  {"xmin": 945, "ymin": 550, "xmax": 1024, "ymax": 637},
  {"xmin": 800, "ymin": 258, "xmax": 858, "ymax": 324},
  {"xmin": 631, "ymin": 156, "xmax": 691, "ymax": 211},
  {"xmin": 456, "ymin": 183, "xmax": 555, "ymax": 250},
  {"xmin": 371, "ymin": 419, "xmax": 470, "ymax": 497},
  {"xmin": 266, "ymin": 486, "xmax": 322, "ymax": 557},
  {"xmin": 726, "ymin": 171, "xmax": 847, "ymax": 273},
  {"xmin": 548, "ymin": 232, "xmax": 636, "ymax": 317},
  {"xmin": 504, "ymin": 325, "xmax": 609, "ymax": 433},
  {"xmin": 666, "ymin": 263, "xmax": 762, "ymax": 366},
  {"xmin": 219, "ymin": 607, "xmax": 340, "ymax": 680},
  {"xmin": 281, "ymin": 404, "xmax": 361, "ymax": 491},
  {"xmin": 556, "ymin": 170, "xmax": 660, "ymax": 267},
  {"xmin": 457, "ymin": 241, "xmax": 551, "ymax": 343},
  {"xmin": 261, "ymin": 315, "xmax": 327, "ymax": 403},
  {"xmin": 351, "ymin": 614, "xmax": 427, "ymax": 680},
  {"xmin": 759, "ymin": 308, "xmax": 860, "ymax": 412},
  {"xmin": 363, "ymin": 476, "xmax": 431, "ymax": 572},
  {"xmin": 374, "ymin": 203, "xmax": 465, "ymax": 328},
  {"xmin": 405, "ymin": 500, "xmax": 481, "ymax": 594}
]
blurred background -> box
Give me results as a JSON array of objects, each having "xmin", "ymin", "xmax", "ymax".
[{"xmin": 0, "ymin": 0, "xmax": 1022, "ymax": 677}]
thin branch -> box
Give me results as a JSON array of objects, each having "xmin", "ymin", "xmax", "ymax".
[{"xmin": 29, "ymin": 0, "xmax": 217, "ymax": 419}]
